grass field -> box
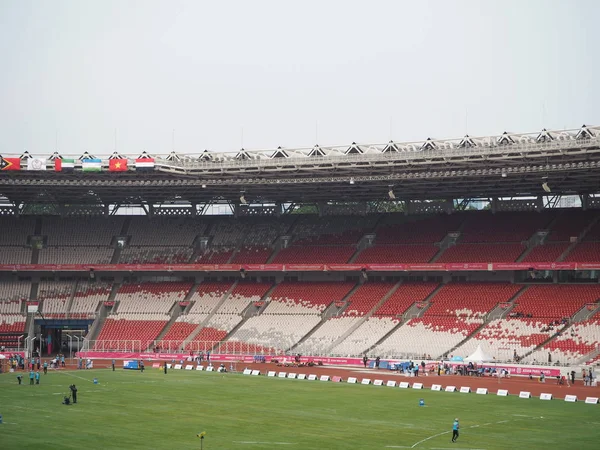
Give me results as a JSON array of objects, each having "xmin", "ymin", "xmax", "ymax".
[{"xmin": 1, "ymin": 368, "xmax": 599, "ymax": 449}]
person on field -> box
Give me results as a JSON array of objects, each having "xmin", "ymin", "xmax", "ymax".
[
  {"xmin": 112, "ymin": 359, "xmax": 115, "ymax": 371},
  {"xmin": 362, "ymin": 355, "xmax": 368, "ymax": 368},
  {"xmin": 451, "ymin": 418, "xmax": 460, "ymax": 443},
  {"xmin": 164, "ymin": 362, "xmax": 168, "ymax": 374},
  {"xmin": 140, "ymin": 360, "xmax": 145, "ymax": 372},
  {"xmin": 35, "ymin": 370, "xmax": 40, "ymax": 385},
  {"xmin": 43, "ymin": 360, "xmax": 48, "ymax": 375},
  {"xmin": 29, "ymin": 370, "xmax": 34, "ymax": 385}
]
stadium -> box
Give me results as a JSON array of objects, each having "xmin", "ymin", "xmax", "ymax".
[{"xmin": 1, "ymin": 125, "xmax": 600, "ymax": 449}]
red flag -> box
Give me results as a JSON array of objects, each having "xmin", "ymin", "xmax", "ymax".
[
  {"xmin": 0, "ymin": 157, "xmax": 21, "ymax": 171},
  {"xmin": 109, "ymin": 159, "xmax": 128, "ymax": 172}
]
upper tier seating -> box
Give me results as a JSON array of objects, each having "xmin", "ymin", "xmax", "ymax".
[
  {"xmin": 119, "ymin": 246, "xmax": 192, "ymax": 264},
  {"xmin": 458, "ymin": 211, "xmax": 552, "ymax": 243},
  {"xmin": 374, "ymin": 214, "xmax": 465, "ymax": 244},
  {"xmin": 355, "ymin": 245, "xmax": 439, "ymax": 264},
  {"xmin": 128, "ymin": 217, "xmax": 207, "ymax": 246},
  {"xmin": 0, "ymin": 247, "xmax": 32, "ymax": 264},
  {"xmin": 42, "ymin": 217, "xmax": 124, "ymax": 246},
  {"xmin": 546, "ymin": 210, "xmax": 597, "ymax": 242},
  {"xmin": 231, "ymin": 246, "xmax": 273, "ymax": 264},
  {"xmin": 0, "ymin": 217, "xmax": 36, "ymax": 245},
  {"xmin": 0, "ymin": 300, "xmax": 22, "ymax": 315},
  {"xmin": 511, "ymin": 285, "xmax": 600, "ymax": 320},
  {"xmin": 522, "ymin": 243, "xmax": 570, "ymax": 262},
  {"xmin": 565, "ymin": 242, "xmax": 600, "ymax": 262},
  {"xmin": 374, "ymin": 282, "xmax": 439, "ymax": 317},
  {"xmin": 272, "ymin": 246, "xmax": 356, "ymax": 264},
  {"xmin": 39, "ymin": 246, "xmax": 114, "ymax": 264},
  {"xmin": 194, "ymin": 248, "xmax": 234, "ymax": 264},
  {"xmin": 438, "ymin": 243, "xmax": 526, "ymax": 263}
]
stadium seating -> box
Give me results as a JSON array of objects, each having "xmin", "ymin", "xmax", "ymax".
[
  {"xmin": 0, "ymin": 314, "xmax": 26, "ymax": 348},
  {"xmin": 522, "ymin": 243, "xmax": 570, "ymax": 262},
  {"xmin": 231, "ymin": 246, "xmax": 273, "ymax": 264},
  {"xmin": 128, "ymin": 217, "xmax": 206, "ymax": 246},
  {"xmin": 70, "ymin": 282, "xmax": 112, "ymax": 319},
  {"xmin": 0, "ymin": 282, "xmax": 31, "ymax": 302},
  {"xmin": 265, "ymin": 281, "xmax": 355, "ymax": 315},
  {"xmin": 272, "ymin": 245, "xmax": 356, "ymax": 264},
  {"xmin": 452, "ymin": 318, "xmax": 557, "ymax": 361},
  {"xmin": 354, "ymin": 245, "xmax": 439, "ymax": 264},
  {"xmin": 113, "ymin": 282, "xmax": 192, "ymax": 315},
  {"xmin": 527, "ymin": 317, "xmax": 600, "ymax": 365},
  {"xmin": 95, "ymin": 315, "xmax": 169, "ymax": 351},
  {"xmin": 296, "ymin": 316, "xmax": 362, "ymax": 355},
  {"xmin": 119, "ymin": 246, "xmax": 192, "ymax": 264},
  {"xmin": 39, "ymin": 246, "xmax": 114, "ymax": 264},
  {"xmin": 42, "ymin": 217, "xmax": 124, "ymax": 246},
  {"xmin": 187, "ymin": 282, "xmax": 233, "ymax": 314},
  {"xmin": 0, "ymin": 247, "xmax": 32, "ymax": 264},
  {"xmin": 330, "ymin": 316, "xmax": 399, "ymax": 356},
  {"xmin": 194, "ymin": 248, "xmax": 234, "ymax": 264},
  {"xmin": 374, "ymin": 282, "xmax": 439, "ymax": 317},
  {"xmin": 341, "ymin": 282, "xmax": 396, "ymax": 316},
  {"xmin": 0, "ymin": 217, "xmax": 36, "ymax": 245},
  {"xmin": 438, "ymin": 243, "xmax": 526, "ymax": 263},
  {"xmin": 372, "ymin": 283, "xmax": 520, "ymax": 358},
  {"xmin": 38, "ymin": 281, "xmax": 73, "ymax": 318},
  {"xmin": 510, "ymin": 285, "xmax": 600, "ymax": 320}
]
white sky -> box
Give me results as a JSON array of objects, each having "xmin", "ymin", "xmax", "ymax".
[{"xmin": 0, "ymin": 0, "xmax": 598, "ymax": 156}]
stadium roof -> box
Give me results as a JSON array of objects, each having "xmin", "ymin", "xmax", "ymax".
[{"xmin": 1, "ymin": 125, "xmax": 599, "ymax": 205}]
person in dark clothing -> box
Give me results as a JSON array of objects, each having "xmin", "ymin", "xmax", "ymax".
[
  {"xmin": 362, "ymin": 355, "xmax": 368, "ymax": 368},
  {"xmin": 70, "ymin": 384, "xmax": 77, "ymax": 404},
  {"xmin": 140, "ymin": 361, "xmax": 145, "ymax": 372},
  {"xmin": 17, "ymin": 375, "xmax": 23, "ymax": 385},
  {"xmin": 164, "ymin": 362, "xmax": 168, "ymax": 374},
  {"xmin": 206, "ymin": 351, "xmax": 210, "ymax": 363},
  {"xmin": 112, "ymin": 359, "xmax": 115, "ymax": 371},
  {"xmin": 375, "ymin": 357, "xmax": 380, "ymax": 369},
  {"xmin": 452, "ymin": 418, "xmax": 460, "ymax": 442},
  {"xmin": 571, "ymin": 370, "xmax": 576, "ymax": 385}
]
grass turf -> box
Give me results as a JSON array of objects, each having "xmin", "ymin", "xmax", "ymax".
[{"xmin": 0, "ymin": 368, "xmax": 598, "ymax": 449}]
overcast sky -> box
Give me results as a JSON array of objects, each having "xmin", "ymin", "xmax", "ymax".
[{"xmin": 0, "ymin": 0, "xmax": 598, "ymax": 156}]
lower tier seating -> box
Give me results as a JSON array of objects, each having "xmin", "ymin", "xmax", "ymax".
[
  {"xmin": 296, "ymin": 317, "xmax": 362, "ymax": 355},
  {"xmin": 330, "ymin": 316, "xmax": 399, "ymax": 356},
  {"xmin": 372, "ymin": 318, "xmax": 484, "ymax": 359},
  {"xmin": 453, "ymin": 318, "xmax": 558, "ymax": 361},
  {"xmin": 227, "ymin": 314, "xmax": 321, "ymax": 353}
]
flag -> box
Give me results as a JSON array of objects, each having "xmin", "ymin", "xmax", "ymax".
[
  {"xmin": 55, "ymin": 158, "xmax": 75, "ymax": 172},
  {"xmin": 82, "ymin": 158, "xmax": 102, "ymax": 172},
  {"xmin": 27, "ymin": 158, "xmax": 47, "ymax": 171},
  {"xmin": 109, "ymin": 159, "xmax": 128, "ymax": 172},
  {"xmin": 0, "ymin": 157, "xmax": 21, "ymax": 171},
  {"xmin": 135, "ymin": 158, "xmax": 155, "ymax": 172}
]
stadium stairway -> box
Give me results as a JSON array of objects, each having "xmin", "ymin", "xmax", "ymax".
[
  {"xmin": 362, "ymin": 284, "xmax": 443, "ymax": 355},
  {"xmin": 64, "ymin": 281, "xmax": 78, "ymax": 320},
  {"xmin": 149, "ymin": 302, "xmax": 184, "ymax": 351},
  {"xmin": 572, "ymin": 303, "xmax": 600, "ymax": 323},
  {"xmin": 179, "ymin": 281, "xmax": 239, "ymax": 350},
  {"xmin": 347, "ymin": 233, "xmax": 376, "ymax": 263},
  {"xmin": 110, "ymin": 217, "xmax": 132, "ymax": 263},
  {"xmin": 287, "ymin": 282, "xmax": 362, "ymax": 353},
  {"xmin": 324, "ymin": 281, "xmax": 402, "ymax": 353},
  {"xmin": 85, "ymin": 300, "xmax": 113, "ymax": 342}
]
